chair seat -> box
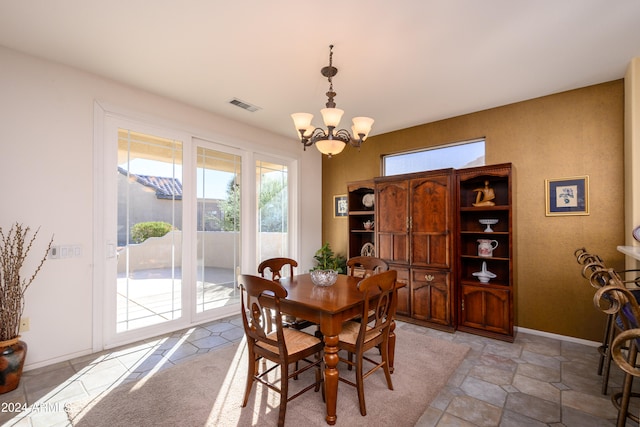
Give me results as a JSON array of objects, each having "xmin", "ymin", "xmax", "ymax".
[
  {"xmin": 338, "ymin": 320, "xmax": 381, "ymax": 346},
  {"xmin": 257, "ymin": 328, "xmax": 322, "ymax": 355}
]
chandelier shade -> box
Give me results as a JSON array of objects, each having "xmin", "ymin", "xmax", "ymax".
[
  {"xmin": 315, "ymin": 139, "xmax": 347, "ymax": 156},
  {"xmin": 320, "ymin": 108, "xmax": 344, "ymax": 128},
  {"xmin": 291, "ymin": 45, "xmax": 374, "ymax": 157}
]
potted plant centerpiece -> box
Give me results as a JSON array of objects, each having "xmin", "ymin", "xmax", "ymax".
[
  {"xmin": 0, "ymin": 223, "xmax": 53, "ymax": 394},
  {"xmin": 310, "ymin": 242, "xmax": 346, "ymax": 286}
]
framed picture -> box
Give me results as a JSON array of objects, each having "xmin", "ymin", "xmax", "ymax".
[
  {"xmin": 333, "ymin": 195, "xmax": 348, "ymax": 218},
  {"xmin": 545, "ymin": 176, "xmax": 589, "ymax": 216}
]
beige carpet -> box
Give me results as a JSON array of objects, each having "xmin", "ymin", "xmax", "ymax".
[{"xmin": 66, "ymin": 327, "xmax": 469, "ymax": 426}]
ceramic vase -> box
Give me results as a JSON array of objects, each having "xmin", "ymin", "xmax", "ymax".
[{"xmin": 0, "ymin": 336, "xmax": 27, "ymax": 394}]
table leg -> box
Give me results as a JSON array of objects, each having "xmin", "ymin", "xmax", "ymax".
[
  {"xmin": 323, "ymin": 334, "xmax": 339, "ymax": 425},
  {"xmin": 389, "ymin": 319, "xmax": 396, "ymax": 373}
]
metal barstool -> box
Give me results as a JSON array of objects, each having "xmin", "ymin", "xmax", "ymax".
[{"xmin": 596, "ymin": 277, "xmax": 640, "ymax": 427}]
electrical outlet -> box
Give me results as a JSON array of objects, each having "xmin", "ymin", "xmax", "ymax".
[{"xmin": 19, "ymin": 317, "xmax": 30, "ymax": 332}]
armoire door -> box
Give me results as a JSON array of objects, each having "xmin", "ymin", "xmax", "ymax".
[
  {"xmin": 409, "ymin": 172, "xmax": 453, "ymax": 268},
  {"xmin": 375, "ymin": 180, "xmax": 409, "ymax": 264}
]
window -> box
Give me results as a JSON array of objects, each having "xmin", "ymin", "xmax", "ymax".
[
  {"xmin": 256, "ymin": 160, "xmax": 289, "ymax": 264},
  {"xmin": 383, "ymin": 139, "xmax": 485, "ymax": 176}
]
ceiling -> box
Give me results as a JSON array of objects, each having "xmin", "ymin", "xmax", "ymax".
[{"xmin": 2, "ymin": 1, "xmax": 640, "ymax": 141}]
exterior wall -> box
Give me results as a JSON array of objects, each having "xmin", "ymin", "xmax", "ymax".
[
  {"xmin": 323, "ymin": 80, "xmax": 625, "ymax": 342},
  {"xmin": 117, "ymin": 173, "xmax": 184, "ymax": 246},
  {"xmin": 117, "ymin": 231, "xmax": 284, "ymax": 273}
]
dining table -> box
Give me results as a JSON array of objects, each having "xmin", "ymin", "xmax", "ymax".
[{"xmin": 276, "ymin": 273, "xmax": 400, "ymax": 425}]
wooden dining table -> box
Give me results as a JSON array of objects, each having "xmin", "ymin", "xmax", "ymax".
[{"xmin": 276, "ymin": 273, "xmax": 399, "ymax": 425}]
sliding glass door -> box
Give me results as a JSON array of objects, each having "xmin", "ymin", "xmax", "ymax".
[
  {"xmin": 98, "ymin": 111, "xmax": 297, "ymax": 348},
  {"xmin": 195, "ymin": 147, "xmax": 241, "ymax": 313},
  {"xmin": 117, "ymin": 130, "xmax": 184, "ymax": 333},
  {"xmin": 103, "ymin": 125, "xmax": 245, "ymax": 346}
]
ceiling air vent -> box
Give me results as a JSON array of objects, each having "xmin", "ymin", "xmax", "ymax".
[{"xmin": 229, "ymin": 98, "xmax": 261, "ymax": 112}]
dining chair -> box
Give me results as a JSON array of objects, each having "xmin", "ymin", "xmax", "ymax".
[
  {"xmin": 258, "ymin": 257, "xmax": 314, "ymax": 331},
  {"xmin": 346, "ymin": 256, "xmax": 389, "ymax": 279},
  {"xmin": 337, "ymin": 269, "xmax": 398, "ymax": 416},
  {"xmin": 239, "ymin": 274, "xmax": 324, "ymax": 427},
  {"xmin": 594, "ymin": 273, "xmax": 640, "ymax": 427},
  {"xmin": 346, "ymin": 256, "xmax": 390, "ymax": 329}
]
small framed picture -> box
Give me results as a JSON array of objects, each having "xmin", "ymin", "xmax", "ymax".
[
  {"xmin": 545, "ymin": 176, "xmax": 589, "ymax": 216},
  {"xmin": 333, "ymin": 195, "xmax": 348, "ymax": 218}
]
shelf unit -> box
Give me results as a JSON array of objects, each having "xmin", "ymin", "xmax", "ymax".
[
  {"xmin": 456, "ymin": 163, "xmax": 514, "ymax": 341},
  {"xmin": 347, "ymin": 180, "xmax": 376, "ymax": 260}
]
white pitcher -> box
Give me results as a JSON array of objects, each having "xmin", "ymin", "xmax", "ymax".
[{"xmin": 477, "ymin": 239, "xmax": 498, "ymax": 257}]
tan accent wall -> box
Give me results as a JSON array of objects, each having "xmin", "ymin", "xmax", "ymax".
[{"xmin": 322, "ymin": 80, "xmax": 624, "ymax": 341}]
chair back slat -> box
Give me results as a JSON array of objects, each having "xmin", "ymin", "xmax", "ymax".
[
  {"xmin": 239, "ymin": 274, "xmax": 287, "ymax": 351},
  {"xmin": 347, "ymin": 256, "xmax": 389, "ymax": 279},
  {"xmin": 356, "ymin": 269, "xmax": 397, "ymax": 345},
  {"xmin": 258, "ymin": 257, "xmax": 298, "ymax": 281}
]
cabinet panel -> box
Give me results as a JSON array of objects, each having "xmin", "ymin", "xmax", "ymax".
[
  {"xmin": 411, "ymin": 233, "xmax": 450, "ymax": 268},
  {"xmin": 411, "ymin": 268, "xmax": 451, "ymax": 326},
  {"xmin": 377, "ymin": 234, "xmax": 409, "ymax": 264},
  {"xmin": 410, "ymin": 176, "xmax": 451, "ymax": 232},
  {"xmin": 393, "ymin": 266, "xmax": 410, "ymax": 317},
  {"xmin": 459, "ymin": 285, "xmax": 510, "ymax": 336}
]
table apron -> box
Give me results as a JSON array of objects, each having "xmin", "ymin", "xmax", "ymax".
[{"xmin": 279, "ymin": 302, "xmax": 362, "ymax": 336}]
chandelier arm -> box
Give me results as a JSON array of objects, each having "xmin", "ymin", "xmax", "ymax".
[
  {"xmin": 348, "ymin": 132, "xmax": 366, "ymax": 148},
  {"xmin": 332, "ymin": 128, "xmax": 354, "ymax": 145},
  {"xmin": 301, "ymin": 127, "xmax": 329, "ymax": 147}
]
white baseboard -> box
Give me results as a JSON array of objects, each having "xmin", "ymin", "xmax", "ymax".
[
  {"xmin": 24, "ymin": 348, "xmax": 94, "ymax": 372},
  {"xmin": 516, "ymin": 326, "xmax": 600, "ymax": 348}
]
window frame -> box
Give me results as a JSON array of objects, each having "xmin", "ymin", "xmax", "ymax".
[{"xmin": 382, "ymin": 138, "xmax": 485, "ymax": 176}]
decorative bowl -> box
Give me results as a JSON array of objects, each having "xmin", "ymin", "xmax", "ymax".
[
  {"xmin": 310, "ymin": 269, "xmax": 338, "ymax": 287},
  {"xmin": 479, "ymin": 218, "xmax": 499, "ymax": 232}
]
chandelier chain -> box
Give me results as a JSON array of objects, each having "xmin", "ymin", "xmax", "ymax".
[{"xmin": 327, "ymin": 44, "xmax": 334, "ymax": 91}]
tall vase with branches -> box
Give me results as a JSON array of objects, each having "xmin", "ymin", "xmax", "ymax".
[{"xmin": 0, "ymin": 223, "xmax": 53, "ymax": 394}]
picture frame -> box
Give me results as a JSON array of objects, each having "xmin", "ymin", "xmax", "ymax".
[
  {"xmin": 333, "ymin": 194, "xmax": 348, "ymax": 218},
  {"xmin": 545, "ymin": 176, "xmax": 589, "ymax": 216}
]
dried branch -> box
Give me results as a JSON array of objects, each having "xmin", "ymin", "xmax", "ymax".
[{"xmin": 0, "ymin": 223, "xmax": 53, "ymax": 341}]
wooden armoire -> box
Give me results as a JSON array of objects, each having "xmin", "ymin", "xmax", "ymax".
[{"xmin": 374, "ymin": 168, "xmax": 456, "ymax": 331}]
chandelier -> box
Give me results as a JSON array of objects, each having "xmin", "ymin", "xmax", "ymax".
[{"xmin": 291, "ymin": 45, "xmax": 374, "ymax": 157}]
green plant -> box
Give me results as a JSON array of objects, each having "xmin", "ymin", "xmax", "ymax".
[
  {"xmin": 130, "ymin": 221, "xmax": 173, "ymax": 243},
  {"xmin": 311, "ymin": 242, "xmax": 346, "ymax": 273},
  {"xmin": 0, "ymin": 223, "xmax": 53, "ymax": 341}
]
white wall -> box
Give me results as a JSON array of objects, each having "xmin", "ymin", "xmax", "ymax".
[{"xmin": 0, "ymin": 46, "xmax": 322, "ymax": 369}]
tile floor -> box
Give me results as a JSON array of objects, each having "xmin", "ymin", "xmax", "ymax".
[{"xmin": 0, "ymin": 316, "xmax": 638, "ymax": 426}]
